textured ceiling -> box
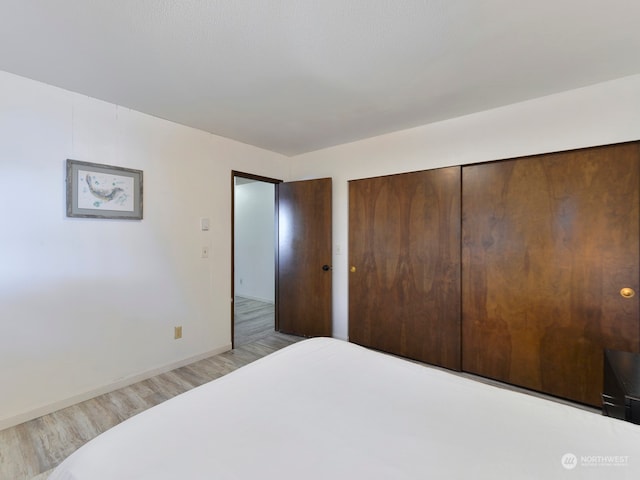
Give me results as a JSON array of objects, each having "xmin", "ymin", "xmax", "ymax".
[{"xmin": 1, "ymin": 1, "xmax": 640, "ymax": 156}]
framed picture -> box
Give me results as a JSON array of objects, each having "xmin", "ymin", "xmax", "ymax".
[{"xmin": 66, "ymin": 159, "xmax": 143, "ymax": 219}]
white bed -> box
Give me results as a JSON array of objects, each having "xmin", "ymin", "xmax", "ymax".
[{"xmin": 49, "ymin": 337, "xmax": 640, "ymax": 479}]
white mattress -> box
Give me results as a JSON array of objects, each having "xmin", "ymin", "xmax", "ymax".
[{"xmin": 49, "ymin": 338, "xmax": 640, "ymax": 479}]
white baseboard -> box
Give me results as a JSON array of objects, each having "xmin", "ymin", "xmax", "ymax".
[{"xmin": 0, "ymin": 344, "xmax": 232, "ymax": 431}]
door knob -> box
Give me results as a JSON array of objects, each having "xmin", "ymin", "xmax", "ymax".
[
  {"xmin": 350, "ymin": 266, "xmax": 356, "ymax": 273},
  {"xmin": 322, "ymin": 264, "xmax": 331, "ymax": 271},
  {"xmin": 620, "ymin": 287, "xmax": 635, "ymax": 298}
]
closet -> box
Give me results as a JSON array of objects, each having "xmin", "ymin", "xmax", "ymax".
[
  {"xmin": 349, "ymin": 167, "xmax": 461, "ymax": 370},
  {"xmin": 348, "ymin": 141, "xmax": 640, "ymax": 407}
]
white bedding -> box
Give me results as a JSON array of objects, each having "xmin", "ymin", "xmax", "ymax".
[{"xmin": 49, "ymin": 338, "xmax": 640, "ymax": 479}]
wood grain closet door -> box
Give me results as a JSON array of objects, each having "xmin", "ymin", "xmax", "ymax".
[
  {"xmin": 462, "ymin": 142, "xmax": 640, "ymax": 406},
  {"xmin": 349, "ymin": 167, "xmax": 461, "ymax": 370}
]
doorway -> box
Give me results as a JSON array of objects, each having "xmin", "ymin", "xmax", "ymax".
[
  {"xmin": 232, "ymin": 172, "xmax": 333, "ymax": 348},
  {"xmin": 232, "ymin": 171, "xmax": 281, "ymax": 348}
]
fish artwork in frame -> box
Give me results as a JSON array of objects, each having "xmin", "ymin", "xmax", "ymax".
[{"xmin": 66, "ymin": 159, "xmax": 143, "ymax": 219}]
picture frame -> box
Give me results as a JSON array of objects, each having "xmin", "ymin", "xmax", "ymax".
[{"xmin": 66, "ymin": 159, "xmax": 143, "ymax": 219}]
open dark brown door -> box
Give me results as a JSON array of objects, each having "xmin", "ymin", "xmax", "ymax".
[{"xmin": 277, "ymin": 178, "xmax": 332, "ymax": 337}]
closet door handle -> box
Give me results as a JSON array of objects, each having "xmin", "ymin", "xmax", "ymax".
[
  {"xmin": 620, "ymin": 287, "xmax": 635, "ymax": 298},
  {"xmin": 322, "ymin": 264, "xmax": 331, "ymax": 271}
]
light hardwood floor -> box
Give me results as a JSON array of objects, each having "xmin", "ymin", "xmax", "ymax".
[
  {"xmin": 1, "ymin": 298, "xmax": 295, "ymax": 480},
  {"xmin": 234, "ymin": 296, "xmax": 276, "ymax": 346}
]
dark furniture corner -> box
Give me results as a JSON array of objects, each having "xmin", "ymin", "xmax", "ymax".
[{"xmin": 603, "ymin": 349, "xmax": 640, "ymax": 424}]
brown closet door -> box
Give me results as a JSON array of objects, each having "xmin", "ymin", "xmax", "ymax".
[
  {"xmin": 349, "ymin": 167, "xmax": 461, "ymax": 370},
  {"xmin": 462, "ymin": 142, "xmax": 640, "ymax": 406}
]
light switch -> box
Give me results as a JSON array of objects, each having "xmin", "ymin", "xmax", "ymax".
[{"xmin": 200, "ymin": 218, "xmax": 210, "ymax": 231}]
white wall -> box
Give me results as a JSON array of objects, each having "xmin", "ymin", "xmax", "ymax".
[
  {"xmin": 290, "ymin": 74, "xmax": 640, "ymax": 341},
  {"xmin": 234, "ymin": 181, "xmax": 275, "ymax": 302},
  {"xmin": 0, "ymin": 71, "xmax": 289, "ymax": 429}
]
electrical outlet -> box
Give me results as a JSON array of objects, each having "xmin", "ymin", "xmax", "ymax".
[
  {"xmin": 201, "ymin": 246, "xmax": 209, "ymax": 258},
  {"xmin": 174, "ymin": 326, "xmax": 182, "ymax": 339}
]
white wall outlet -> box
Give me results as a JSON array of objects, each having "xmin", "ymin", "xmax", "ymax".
[{"xmin": 201, "ymin": 246, "xmax": 209, "ymax": 258}]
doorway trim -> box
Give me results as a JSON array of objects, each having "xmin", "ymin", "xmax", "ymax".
[{"xmin": 231, "ymin": 171, "xmax": 282, "ymax": 349}]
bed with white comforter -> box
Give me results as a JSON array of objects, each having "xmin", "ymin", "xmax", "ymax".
[{"xmin": 49, "ymin": 337, "xmax": 640, "ymax": 479}]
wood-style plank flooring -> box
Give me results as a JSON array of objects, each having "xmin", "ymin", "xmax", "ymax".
[
  {"xmin": 234, "ymin": 296, "xmax": 276, "ymax": 347},
  {"xmin": 0, "ymin": 298, "xmax": 293, "ymax": 480}
]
